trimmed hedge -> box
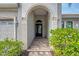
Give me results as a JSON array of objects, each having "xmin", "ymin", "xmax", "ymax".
[
  {"xmin": 0, "ymin": 38, "xmax": 23, "ymax": 56},
  {"xmin": 49, "ymin": 28, "xmax": 79, "ymax": 56}
]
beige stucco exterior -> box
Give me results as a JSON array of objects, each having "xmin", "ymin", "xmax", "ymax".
[
  {"xmin": 19, "ymin": 3, "xmax": 62, "ymax": 49},
  {"xmin": 0, "ymin": 3, "xmax": 79, "ymax": 50},
  {"xmin": 0, "ymin": 3, "xmax": 62, "ymax": 50}
]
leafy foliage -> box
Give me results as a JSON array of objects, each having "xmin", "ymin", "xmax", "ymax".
[
  {"xmin": 0, "ymin": 38, "xmax": 23, "ymax": 56},
  {"xmin": 49, "ymin": 28, "xmax": 79, "ymax": 56}
]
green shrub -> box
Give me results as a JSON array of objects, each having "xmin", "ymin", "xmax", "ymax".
[
  {"xmin": 49, "ymin": 28, "xmax": 79, "ymax": 56},
  {"xmin": 0, "ymin": 38, "xmax": 23, "ymax": 56}
]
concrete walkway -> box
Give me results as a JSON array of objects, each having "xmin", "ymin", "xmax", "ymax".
[{"xmin": 27, "ymin": 38, "xmax": 52, "ymax": 56}]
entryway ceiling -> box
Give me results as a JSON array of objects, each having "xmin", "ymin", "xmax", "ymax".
[{"xmin": 33, "ymin": 8, "xmax": 48, "ymax": 15}]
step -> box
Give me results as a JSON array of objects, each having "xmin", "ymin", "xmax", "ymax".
[{"xmin": 28, "ymin": 51, "xmax": 52, "ymax": 56}]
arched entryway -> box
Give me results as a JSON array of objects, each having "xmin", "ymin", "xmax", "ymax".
[
  {"xmin": 27, "ymin": 5, "xmax": 50, "ymax": 38},
  {"xmin": 26, "ymin": 5, "xmax": 51, "ymax": 52},
  {"xmin": 26, "ymin": 5, "xmax": 52, "ymax": 56}
]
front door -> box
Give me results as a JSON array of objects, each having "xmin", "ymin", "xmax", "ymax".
[{"xmin": 35, "ymin": 24, "xmax": 42, "ymax": 37}]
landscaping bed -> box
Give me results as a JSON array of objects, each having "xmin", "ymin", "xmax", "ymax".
[
  {"xmin": 49, "ymin": 28, "xmax": 79, "ymax": 56},
  {"xmin": 0, "ymin": 38, "xmax": 23, "ymax": 56}
]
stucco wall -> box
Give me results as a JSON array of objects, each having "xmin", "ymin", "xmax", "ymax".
[
  {"xmin": 27, "ymin": 12, "xmax": 35, "ymax": 48},
  {"xmin": 57, "ymin": 3, "xmax": 62, "ymax": 28},
  {"xmin": 0, "ymin": 11, "xmax": 17, "ymax": 17},
  {"xmin": 0, "ymin": 3, "xmax": 61, "ymax": 49},
  {"xmin": 22, "ymin": 3, "xmax": 58, "ymax": 17},
  {"xmin": 20, "ymin": 3, "xmax": 61, "ymax": 49},
  {"xmin": 17, "ymin": 4, "xmax": 22, "ymax": 40}
]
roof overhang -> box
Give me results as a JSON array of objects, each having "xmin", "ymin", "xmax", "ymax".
[
  {"xmin": 62, "ymin": 14, "xmax": 79, "ymax": 18},
  {"xmin": 0, "ymin": 3, "xmax": 18, "ymax": 11}
]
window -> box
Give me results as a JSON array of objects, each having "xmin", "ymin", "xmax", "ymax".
[
  {"xmin": 62, "ymin": 21, "xmax": 64, "ymax": 28},
  {"xmin": 66, "ymin": 21, "xmax": 73, "ymax": 28},
  {"xmin": 0, "ymin": 19, "xmax": 14, "ymax": 25},
  {"xmin": 0, "ymin": 19, "xmax": 14, "ymax": 39},
  {"xmin": 36, "ymin": 20, "xmax": 42, "ymax": 24},
  {"xmin": 0, "ymin": 21, "xmax": 7, "ymax": 25},
  {"xmin": 8, "ymin": 21, "xmax": 14, "ymax": 25}
]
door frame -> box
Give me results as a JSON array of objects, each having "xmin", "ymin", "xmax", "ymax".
[
  {"xmin": 35, "ymin": 23, "xmax": 43, "ymax": 37},
  {"xmin": 35, "ymin": 24, "xmax": 43, "ymax": 37}
]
